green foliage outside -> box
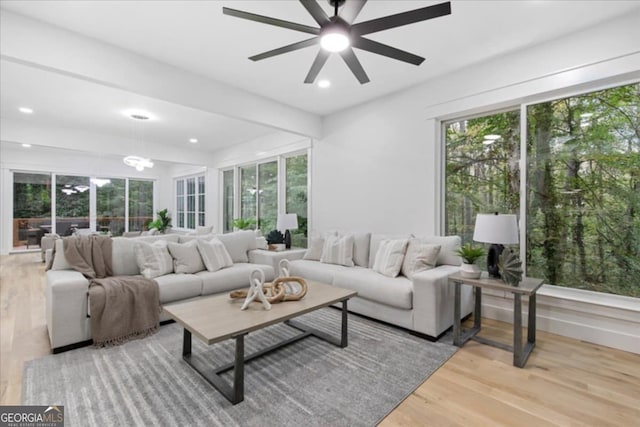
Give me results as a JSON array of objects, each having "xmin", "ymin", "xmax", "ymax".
[
  {"xmin": 446, "ymin": 83, "xmax": 640, "ymax": 298},
  {"xmin": 286, "ymin": 154, "xmax": 308, "ymax": 247}
]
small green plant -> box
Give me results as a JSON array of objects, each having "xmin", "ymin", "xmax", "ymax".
[
  {"xmin": 147, "ymin": 208, "xmax": 172, "ymax": 233},
  {"xmin": 456, "ymin": 243, "xmax": 485, "ymax": 264},
  {"xmin": 265, "ymin": 229, "xmax": 285, "ymax": 245},
  {"xmin": 232, "ymin": 217, "xmax": 256, "ymax": 230}
]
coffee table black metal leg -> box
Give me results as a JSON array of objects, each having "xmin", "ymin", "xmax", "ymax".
[
  {"xmin": 182, "ymin": 329, "xmax": 246, "ymax": 405},
  {"xmin": 341, "ymin": 299, "xmax": 348, "ymax": 348}
]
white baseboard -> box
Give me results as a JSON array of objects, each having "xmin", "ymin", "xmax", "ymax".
[{"xmin": 479, "ymin": 285, "xmax": 640, "ymax": 355}]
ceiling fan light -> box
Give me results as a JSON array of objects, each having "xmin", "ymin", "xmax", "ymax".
[
  {"xmin": 124, "ymin": 155, "xmax": 154, "ymax": 171},
  {"xmin": 320, "ymin": 32, "xmax": 349, "ymax": 52}
]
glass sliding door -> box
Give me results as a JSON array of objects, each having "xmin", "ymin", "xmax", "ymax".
[
  {"xmin": 222, "ymin": 169, "xmax": 234, "ymax": 233},
  {"xmin": 258, "ymin": 161, "xmax": 278, "ymax": 234},
  {"xmin": 286, "ymin": 154, "xmax": 308, "ymax": 247},
  {"xmin": 197, "ymin": 175, "xmax": 205, "ymax": 227},
  {"xmin": 56, "ymin": 175, "xmax": 90, "ymax": 236},
  {"xmin": 96, "ymin": 178, "xmax": 125, "ymax": 236},
  {"xmin": 129, "ymin": 179, "xmax": 154, "ymax": 231},
  {"xmin": 239, "ymin": 165, "xmax": 257, "ymax": 229},
  {"xmin": 186, "ymin": 177, "xmax": 196, "ymax": 229},
  {"xmin": 12, "ymin": 172, "xmax": 51, "ymax": 249}
]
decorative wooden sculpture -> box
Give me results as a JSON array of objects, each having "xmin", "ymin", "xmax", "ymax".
[
  {"xmin": 230, "ymin": 265, "xmax": 308, "ymax": 308},
  {"xmin": 498, "ymin": 249, "xmax": 524, "ymax": 287}
]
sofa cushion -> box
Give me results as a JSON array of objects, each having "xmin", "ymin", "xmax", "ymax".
[
  {"xmin": 112, "ymin": 238, "xmax": 140, "ymax": 276},
  {"xmin": 321, "ymin": 234, "xmax": 355, "ymax": 267},
  {"xmin": 154, "ymin": 273, "xmax": 202, "ymax": 304},
  {"xmin": 401, "ymin": 240, "xmax": 441, "ymax": 279},
  {"xmin": 373, "ymin": 238, "xmax": 409, "ymax": 278},
  {"xmin": 135, "ymin": 234, "xmax": 180, "ymax": 243},
  {"xmin": 333, "ymin": 268, "xmax": 413, "ymax": 310},
  {"xmin": 178, "ymin": 234, "xmax": 215, "ymax": 244},
  {"xmin": 197, "ymin": 238, "xmax": 233, "ymax": 272},
  {"xmin": 167, "ymin": 240, "xmax": 206, "ymax": 274},
  {"xmin": 415, "ymin": 235, "xmax": 462, "ymax": 266},
  {"xmin": 303, "ymin": 238, "xmax": 324, "ymax": 261},
  {"xmin": 134, "ymin": 240, "xmax": 174, "ymax": 279},
  {"xmin": 336, "ymin": 232, "xmax": 371, "ymax": 267},
  {"xmin": 289, "ymin": 259, "xmax": 346, "ymax": 285},
  {"xmin": 368, "ymin": 234, "xmax": 413, "ymax": 268},
  {"xmin": 51, "ymin": 239, "xmax": 72, "ymax": 271},
  {"xmin": 216, "ymin": 230, "xmax": 257, "ymax": 263},
  {"xmin": 198, "ymin": 263, "xmax": 275, "ymax": 296}
]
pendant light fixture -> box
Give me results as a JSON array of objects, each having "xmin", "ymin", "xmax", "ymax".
[{"xmin": 123, "ymin": 110, "xmax": 154, "ymax": 172}]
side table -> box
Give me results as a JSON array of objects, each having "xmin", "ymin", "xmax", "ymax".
[
  {"xmin": 448, "ymin": 273, "xmax": 544, "ymax": 368},
  {"xmin": 248, "ymin": 248, "xmax": 307, "ymax": 276}
]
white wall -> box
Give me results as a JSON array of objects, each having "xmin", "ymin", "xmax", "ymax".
[{"xmin": 313, "ymin": 12, "xmax": 640, "ymax": 353}]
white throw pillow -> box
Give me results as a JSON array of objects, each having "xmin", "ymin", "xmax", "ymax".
[
  {"xmin": 320, "ymin": 235, "xmax": 355, "ymax": 267},
  {"xmin": 167, "ymin": 240, "xmax": 205, "ymax": 274},
  {"xmin": 216, "ymin": 230, "xmax": 257, "ymax": 263},
  {"xmin": 401, "ymin": 240, "xmax": 441, "ymax": 279},
  {"xmin": 197, "ymin": 238, "xmax": 233, "ymax": 272},
  {"xmin": 373, "ymin": 239, "xmax": 409, "ymax": 278},
  {"xmin": 134, "ymin": 240, "xmax": 174, "ymax": 279},
  {"xmin": 303, "ymin": 238, "xmax": 325, "ymax": 261}
]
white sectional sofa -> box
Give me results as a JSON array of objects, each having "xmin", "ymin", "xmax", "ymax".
[
  {"xmin": 289, "ymin": 233, "xmax": 473, "ymax": 339},
  {"xmin": 45, "ymin": 230, "xmax": 275, "ymax": 352}
]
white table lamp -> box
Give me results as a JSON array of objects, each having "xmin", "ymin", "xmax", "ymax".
[
  {"xmin": 473, "ymin": 213, "xmax": 519, "ymax": 278},
  {"xmin": 277, "ymin": 213, "xmax": 298, "ymax": 249}
]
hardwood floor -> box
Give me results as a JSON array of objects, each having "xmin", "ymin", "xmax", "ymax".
[{"xmin": 2, "ymin": 253, "xmax": 639, "ymax": 425}]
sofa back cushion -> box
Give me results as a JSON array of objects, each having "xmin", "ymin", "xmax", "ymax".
[
  {"xmin": 197, "ymin": 238, "xmax": 234, "ymax": 272},
  {"xmin": 415, "ymin": 235, "xmax": 462, "ymax": 266},
  {"xmin": 401, "ymin": 240, "xmax": 441, "ymax": 279},
  {"xmin": 344, "ymin": 232, "xmax": 371, "ymax": 267},
  {"xmin": 320, "ymin": 234, "xmax": 355, "ymax": 267},
  {"xmin": 50, "ymin": 239, "xmax": 72, "ymax": 271},
  {"xmin": 368, "ymin": 233, "xmax": 413, "ymax": 268},
  {"xmin": 372, "ymin": 238, "xmax": 409, "ymax": 278},
  {"xmin": 134, "ymin": 240, "xmax": 174, "ymax": 279},
  {"xmin": 112, "ymin": 238, "xmax": 140, "ymax": 275},
  {"xmin": 167, "ymin": 240, "xmax": 206, "ymax": 274},
  {"xmin": 303, "ymin": 231, "xmax": 337, "ymax": 261},
  {"xmin": 216, "ymin": 230, "xmax": 257, "ymax": 263},
  {"xmin": 178, "ymin": 234, "xmax": 215, "ymax": 244}
]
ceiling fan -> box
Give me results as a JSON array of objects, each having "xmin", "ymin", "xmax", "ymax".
[{"xmin": 223, "ymin": 0, "xmax": 451, "ymax": 84}]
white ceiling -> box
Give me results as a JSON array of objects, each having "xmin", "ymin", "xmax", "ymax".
[
  {"xmin": 1, "ymin": 0, "xmax": 638, "ymax": 117},
  {"xmin": 0, "ymin": 0, "xmax": 638, "ymax": 164}
]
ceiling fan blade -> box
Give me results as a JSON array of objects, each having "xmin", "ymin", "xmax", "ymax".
[
  {"xmin": 299, "ymin": 0, "xmax": 330, "ymax": 26},
  {"xmin": 339, "ymin": 0, "xmax": 367, "ymax": 24},
  {"xmin": 223, "ymin": 7, "xmax": 320, "ymax": 35},
  {"xmin": 352, "ymin": 37, "xmax": 424, "ymax": 65},
  {"xmin": 352, "ymin": 1, "xmax": 451, "ymax": 36},
  {"xmin": 339, "ymin": 48, "xmax": 370, "ymax": 84},
  {"xmin": 304, "ymin": 50, "xmax": 331, "ymax": 83},
  {"xmin": 250, "ymin": 38, "xmax": 319, "ymax": 61}
]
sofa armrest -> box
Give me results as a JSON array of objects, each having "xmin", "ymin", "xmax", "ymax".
[
  {"xmin": 46, "ymin": 270, "xmax": 92, "ymax": 349},
  {"xmin": 411, "ymin": 265, "xmax": 473, "ymax": 337}
]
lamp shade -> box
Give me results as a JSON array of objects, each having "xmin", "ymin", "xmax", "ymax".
[
  {"xmin": 473, "ymin": 214, "xmax": 519, "ymax": 245},
  {"xmin": 277, "ymin": 213, "xmax": 298, "ymax": 232}
]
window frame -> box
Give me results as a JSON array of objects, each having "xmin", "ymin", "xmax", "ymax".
[{"xmin": 173, "ymin": 173, "xmax": 206, "ymax": 231}]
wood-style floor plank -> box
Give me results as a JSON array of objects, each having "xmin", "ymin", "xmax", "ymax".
[{"xmin": 1, "ymin": 252, "xmax": 639, "ymax": 426}]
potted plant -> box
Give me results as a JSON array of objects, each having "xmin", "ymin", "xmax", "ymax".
[
  {"xmin": 265, "ymin": 229, "xmax": 285, "ymax": 251},
  {"xmin": 456, "ymin": 242, "xmax": 485, "ymax": 279},
  {"xmin": 232, "ymin": 217, "xmax": 256, "ymax": 230},
  {"xmin": 147, "ymin": 208, "xmax": 172, "ymax": 234}
]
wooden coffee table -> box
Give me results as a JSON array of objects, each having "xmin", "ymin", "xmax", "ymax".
[{"xmin": 163, "ymin": 281, "xmax": 357, "ymax": 404}]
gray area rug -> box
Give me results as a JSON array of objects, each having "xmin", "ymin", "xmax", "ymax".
[{"xmin": 23, "ymin": 308, "xmax": 456, "ymax": 427}]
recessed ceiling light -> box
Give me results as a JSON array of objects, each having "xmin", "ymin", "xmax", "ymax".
[
  {"xmin": 21, "ymin": 143, "xmax": 32, "ymax": 148},
  {"xmin": 318, "ymin": 79, "xmax": 331, "ymax": 88},
  {"xmin": 19, "ymin": 107, "xmax": 34, "ymax": 114},
  {"xmin": 189, "ymin": 138, "xmax": 198, "ymax": 144},
  {"xmin": 122, "ymin": 109, "xmax": 155, "ymax": 121}
]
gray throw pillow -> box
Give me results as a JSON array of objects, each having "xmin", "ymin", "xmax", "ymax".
[
  {"xmin": 167, "ymin": 240, "xmax": 205, "ymax": 274},
  {"xmin": 320, "ymin": 235, "xmax": 355, "ymax": 267},
  {"xmin": 372, "ymin": 239, "xmax": 409, "ymax": 278},
  {"xmin": 196, "ymin": 238, "xmax": 233, "ymax": 272},
  {"xmin": 401, "ymin": 240, "xmax": 441, "ymax": 279}
]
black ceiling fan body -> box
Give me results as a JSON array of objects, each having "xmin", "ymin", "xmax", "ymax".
[{"xmin": 223, "ymin": 0, "xmax": 452, "ymax": 84}]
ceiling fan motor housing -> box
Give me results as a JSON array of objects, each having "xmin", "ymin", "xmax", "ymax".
[{"xmin": 328, "ymin": 0, "xmax": 346, "ymax": 8}]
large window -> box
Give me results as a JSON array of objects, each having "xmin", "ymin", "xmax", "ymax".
[
  {"xmin": 96, "ymin": 178, "xmax": 125, "ymax": 236},
  {"xmin": 11, "ymin": 173, "xmax": 154, "ymax": 249},
  {"xmin": 12, "ymin": 172, "xmax": 51, "ymax": 249},
  {"xmin": 222, "ymin": 152, "xmax": 309, "ymax": 247},
  {"xmin": 56, "ymin": 175, "xmax": 90, "ymax": 236},
  {"xmin": 175, "ymin": 174, "xmax": 206, "ymax": 230},
  {"xmin": 445, "ymin": 82, "xmax": 639, "ymax": 298},
  {"xmin": 128, "ymin": 179, "xmax": 154, "ymax": 232}
]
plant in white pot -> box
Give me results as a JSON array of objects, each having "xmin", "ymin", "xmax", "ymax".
[{"xmin": 456, "ymin": 243, "xmax": 485, "ymax": 279}]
